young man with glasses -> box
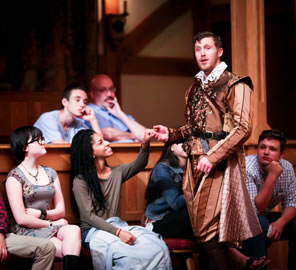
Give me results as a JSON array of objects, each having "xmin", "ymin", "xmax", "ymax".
[
  {"xmin": 88, "ymin": 74, "xmax": 145, "ymax": 142},
  {"xmin": 243, "ymin": 129, "xmax": 296, "ymax": 269},
  {"xmin": 34, "ymin": 85, "xmax": 101, "ymax": 144}
]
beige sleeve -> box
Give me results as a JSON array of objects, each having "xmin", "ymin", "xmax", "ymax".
[{"xmin": 207, "ymin": 82, "xmax": 253, "ymax": 165}]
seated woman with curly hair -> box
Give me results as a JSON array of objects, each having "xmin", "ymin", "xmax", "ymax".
[{"xmin": 70, "ymin": 129, "xmax": 172, "ymax": 270}]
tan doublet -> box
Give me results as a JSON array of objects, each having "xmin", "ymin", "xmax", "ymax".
[{"xmin": 168, "ymin": 71, "xmax": 261, "ymax": 243}]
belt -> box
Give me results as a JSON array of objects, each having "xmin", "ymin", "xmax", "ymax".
[{"xmin": 192, "ymin": 131, "xmax": 229, "ymax": 141}]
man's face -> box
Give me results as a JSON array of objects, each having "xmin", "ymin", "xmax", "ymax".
[
  {"xmin": 91, "ymin": 76, "xmax": 116, "ymax": 108},
  {"xmin": 194, "ymin": 37, "xmax": 223, "ymax": 76},
  {"xmin": 63, "ymin": 89, "xmax": 88, "ymax": 117},
  {"xmin": 257, "ymin": 138, "xmax": 283, "ymax": 167}
]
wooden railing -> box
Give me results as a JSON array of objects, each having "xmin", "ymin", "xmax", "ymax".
[
  {"xmin": 0, "ymin": 142, "xmax": 164, "ymax": 225},
  {"xmin": 1, "ymin": 141, "xmax": 295, "ymax": 225}
]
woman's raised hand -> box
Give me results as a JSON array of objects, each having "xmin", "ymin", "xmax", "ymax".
[{"xmin": 142, "ymin": 129, "xmax": 156, "ymax": 146}]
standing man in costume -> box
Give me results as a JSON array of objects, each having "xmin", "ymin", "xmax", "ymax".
[{"xmin": 154, "ymin": 31, "xmax": 262, "ymax": 269}]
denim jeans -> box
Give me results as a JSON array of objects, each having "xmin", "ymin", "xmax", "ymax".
[
  {"xmin": 83, "ymin": 217, "xmax": 172, "ymax": 270},
  {"xmin": 243, "ymin": 212, "xmax": 296, "ymax": 270}
]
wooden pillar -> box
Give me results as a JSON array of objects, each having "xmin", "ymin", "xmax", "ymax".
[{"xmin": 231, "ymin": 0, "xmax": 269, "ymax": 144}]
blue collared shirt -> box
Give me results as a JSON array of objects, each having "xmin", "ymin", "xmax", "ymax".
[
  {"xmin": 34, "ymin": 110, "xmax": 89, "ymax": 143},
  {"xmin": 87, "ymin": 103, "xmax": 135, "ymax": 143}
]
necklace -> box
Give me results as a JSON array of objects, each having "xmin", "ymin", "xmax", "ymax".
[{"xmin": 21, "ymin": 163, "xmax": 39, "ymax": 182}]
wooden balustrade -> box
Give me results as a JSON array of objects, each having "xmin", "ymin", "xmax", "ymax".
[
  {"xmin": 1, "ymin": 141, "xmax": 295, "ymax": 225},
  {"xmin": 0, "ymin": 142, "xmax": 164, "ymax": 225}
]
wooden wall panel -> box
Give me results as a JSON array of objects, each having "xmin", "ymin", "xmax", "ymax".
[
  {"xmin": 0, "ymin": 92, "xmax": 61, "ymax": 142},
  {"xmin": 0, "ymin": 102, "xmax": 10, "ymax": 136},
  {"xmin": 10, "ymin": 102, "xmax": 29, "ymax": 131}
]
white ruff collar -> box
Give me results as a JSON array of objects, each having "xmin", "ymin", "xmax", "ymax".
[{"xmin": 195, "ymin": 61, "xmax": 227, "ymax": 86}]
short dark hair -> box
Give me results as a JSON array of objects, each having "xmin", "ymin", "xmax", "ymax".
[
  {"xmin": 10, "ymin": 126, "xmax": 44, "ymax": 163},
  {"xmin": 258, "ymin": 129, "xmax": 287, "ymax": 152},
  {"xmin": 193, "ymin": 31, "xmax": 223, "ymax": 49},
  {"xmin": 63, "ymin": 85, "xmax": 87, "ymax": 100}
]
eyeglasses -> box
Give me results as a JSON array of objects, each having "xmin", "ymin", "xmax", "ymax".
[
  {"xmin": 94, "ymin": 87, "xmax": 116, "ymax": 94},
  {"xmin": 26, "ymin": 137, "xmax": 45, "ymax": 145}
]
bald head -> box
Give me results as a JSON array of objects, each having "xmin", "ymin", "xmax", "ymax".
[
  {"xmin": 91, "ymin": 74, "xmax": 113, "ymax": 91},
  {"xmin": 90, "ymin": 74, "xmax": 116, "ymax": 107}
]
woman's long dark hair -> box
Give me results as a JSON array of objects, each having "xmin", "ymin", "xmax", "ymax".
[
  {"xmin": 145, "ymin": 142, "xmax": 181, "ymax": 204},
  {"xmin": 70, "ymin": 129, "xmax": 107, "ymax": 213}
]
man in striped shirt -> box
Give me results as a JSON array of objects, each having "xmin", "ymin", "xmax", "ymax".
[{"xmin": 244, "ymin": 129, "xmax": 296, "ymax": 269}]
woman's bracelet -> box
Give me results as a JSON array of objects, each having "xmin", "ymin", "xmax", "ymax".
[
  {"xmin": 116, "ymin": 228, "xmax": 121, "ymax": 237},
  {"xmin": 141, "ymin": 141, "xmax": 150, "ymax": 149},
  {"xmin": 40, "ymin": 209, "xmax": 47, "ymax": 220}
]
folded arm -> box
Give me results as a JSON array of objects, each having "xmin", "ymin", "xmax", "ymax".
[{"xmin": 6, "ymin": 177, "xmax": 52, "ymax": 228}]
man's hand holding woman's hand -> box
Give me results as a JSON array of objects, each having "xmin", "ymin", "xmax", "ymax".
[{"xmin": 153, "ymin": 125, "xmax": 168, "ymax": 142}]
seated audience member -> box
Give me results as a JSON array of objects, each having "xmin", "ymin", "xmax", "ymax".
[
  {"xmin": 6, "ymin": 126, "xmax": 81, "ymax": 270},
  {"xmin": 70, "ymin": 129, "xmax": 172, "ymax": 270},
  {"xmin": 243, "ymin": 129, "xmax": 296, "ymax": 269},
  {"xmin": 0, "ymin": 189, "xmax": 56, "ymax": 269},
  {"xmin": 88, "ymin": 74, "xmax": 145, "ymax": 142},
  {"xmin": 34, "ymin": 85, "xmax": 100, "ymax": 144},
  {"xmin": 144, "ymin": 142, "xmax": 195, "ymax": 240}
]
